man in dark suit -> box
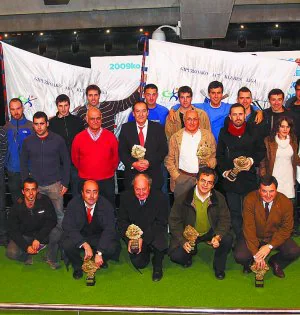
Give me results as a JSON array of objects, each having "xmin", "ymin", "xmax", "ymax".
[
  {"xmin": 62, "ymin": 180, "xmax": 120, "ymax": 280},
  {"xmin": 234, "ymin": 175, "xmax": 300, "ymax": 278},
  {"xmin": 119, "ymin": 101, "xmax": 168, "ymax": 190},
  {"xmin": 117, "ymin": 174, "xmax": 168, "ymax": 281}
]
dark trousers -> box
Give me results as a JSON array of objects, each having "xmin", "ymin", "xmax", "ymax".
[
  {"xmin": 63, "ymin": 234, "xmax": 120, "ymax": 271},
  {"xmin": 129, "ymin": 243, "xmax": 165, "ymax": 271},
  {"xmin": 234, "ymin": 237, "xmax": 300, "ymax": 269},
  {"xmin": 226, "ymin": 192, "xmax": 247, "ymax": 239},
  {"xmin": 7, "ymin": 171, "xmax": 22, "ymax": 204},
  {"xmin": 0, "ymin": 171, "xmax": 7, "ymax": 240},
  {"xmin": 79, "ymin": 176, "xmax": 115, "ymax": 208},
  {"xmin": 169, "ymin": 230, "xmax": 233, "ymax": 272},
  {"xmin": 70, "ymin": 165, "xmax": 80, "ymax": 198}
]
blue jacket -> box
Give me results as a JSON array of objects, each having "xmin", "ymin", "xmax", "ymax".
[
  {"xmin": 20, "ymin": 131, "xmax": 70, "ymax": 187},
  {"xmin": 4, "ymin": 116, "xmax": 32, "ymax": 172}
]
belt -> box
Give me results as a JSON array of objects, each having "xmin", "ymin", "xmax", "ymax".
[{"xmin": 179, "ymin": 169, "xmax": 198, "ymax": 178}]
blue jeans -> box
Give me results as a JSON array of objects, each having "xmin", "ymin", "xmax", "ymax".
[{"xmin": 39, "ymin": 181, "xmax": 64, "ymax": 228}]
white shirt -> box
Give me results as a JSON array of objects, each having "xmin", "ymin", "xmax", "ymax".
[
  {"xmin": 263, "ymin": 201, "xmax": 273, "ymax": 212},
  {"xmin": 179, "ymin": 129, "xmax": 201, "ymax": 173},
  {"xmin": 136, "ymin": 120, "xmax": 148, "ymax": 143},
  {"xmin": 84, "ymin": 202, "xmax": 96, "ymax": 217},
  {"xmin": 195, "ymin": 186, "xmax": 211, "ymax": 203}
]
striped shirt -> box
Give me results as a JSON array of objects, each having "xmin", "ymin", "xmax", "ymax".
[
  {"xmin": 0, "ymin": 127, "xmax": 8, "ymax": 171},
  {"xmin": 76, "ymin": 90, "xmax": 140, "ymax": 132}
]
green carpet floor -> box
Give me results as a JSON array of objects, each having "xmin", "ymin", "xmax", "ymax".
[{"xmin": 0, "ymin": 240, "xmax": 300, "ymax": 310}]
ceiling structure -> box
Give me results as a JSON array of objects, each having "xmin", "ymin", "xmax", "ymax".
[{"xmin": 0, "ymin": 0, "xmax": 299, "ymax": 39}]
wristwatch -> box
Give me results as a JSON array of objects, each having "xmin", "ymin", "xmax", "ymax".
[
  {"xmin": 267, "ymin": 244, "xmax": 273, "ymax": 250},
  {"xmin": 96, "ymin": 251, "xmax": 102, "ymax": 256}
]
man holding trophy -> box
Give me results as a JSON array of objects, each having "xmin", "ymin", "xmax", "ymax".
[
  {"xmin": 119, "ymin": 101, "xmax": 168, "ymax": 190},
  {"xmin": 217, "ymin": 103, "xmax": 265, "ymax": 239},
  {"xmin": 117, "ymin": 174, "xmax": 168, "ymax": 281},
  {"xmin": 169, "ymin": 167, "xmax": 233, "ymax": 280}
]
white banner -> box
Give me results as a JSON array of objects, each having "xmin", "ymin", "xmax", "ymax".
[
  {"xmin": 146, "ymin": 40, "xmax": 297, "ymax": 109},
  {"xmin": 90, "ymin": 55, "xmax": 142, "ymax": 134},
  {"xmin": 1, "ymin": 41, "xmax": 102, "ymax": 120}
]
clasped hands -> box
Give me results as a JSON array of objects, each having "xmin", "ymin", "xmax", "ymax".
[{"xmin": 132, "ymin": 159, "xmax": 149, "ymax": 172}]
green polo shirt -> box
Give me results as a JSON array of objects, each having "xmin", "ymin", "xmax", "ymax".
[{"xmin": 193, "ymin": 190, "xmax": 211, "ymax": 236}]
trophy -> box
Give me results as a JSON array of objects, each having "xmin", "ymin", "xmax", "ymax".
[
  {"xmin": 197, "ymin": 142, "xmax": 211, "ymax": 168},
  {"xmin": 131, "ymin": 145, "xmax": 146, "ymax": 160},
  {"xmin": 250, "ymin": 263, "xmax": 269, "ymax": 288},
  {"xmin": 126, "ymin": 224, "xmax": 143, "ymax": 254},
  {"xmin": 82, "ymin": 257, "xmax": 98, "ymax": 286},
  {"xmin": 227, "ymin": 156, "xmax": 252, "ymax": 182},
  {"xmin": 183, "ymin": 225, "xmax": 199, "ymax": 250}
]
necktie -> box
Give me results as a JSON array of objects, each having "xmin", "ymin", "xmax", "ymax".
[
  {"xmin": 138, "ymin": 126, "xmax": 145, "ymax": 147},
  {"xmin": 140, "ymin": 200, "xmax": 145, "ymax": 206},
  {"xmin": 87, "ymin": 207, "xmax": 93, "ymax": 224},
  {"xmin": 264, "ymin": 202, "xmax": 269, "ymax": 220}
]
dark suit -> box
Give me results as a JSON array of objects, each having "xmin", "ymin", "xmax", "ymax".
[
  {"xmin": 118, "ymin": 120, "xmax": 168, "ymax": 190},
  {"xmin": 117, "ymin": 189, "xmax": 168, "ymax": 270},
  {"xmin": 62, "ymin": 195, "xmax": 120, "ymax": 272},
  {"xmin": 234, "ymin": 190, "xmax": 300, "ymax": 270}
]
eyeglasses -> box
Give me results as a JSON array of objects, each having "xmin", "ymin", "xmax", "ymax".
[
  {"xmin": 186, "ymin": 118, "xmax": 199, "ymax": 123},
  {"xmin": 199, "ymin": 178, "xmax": 214, "ymax": 186}
]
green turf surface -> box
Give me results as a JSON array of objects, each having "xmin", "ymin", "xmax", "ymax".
[{"xmin": 0, "ymin": 240, "xmax": 300, "ymax": 310}]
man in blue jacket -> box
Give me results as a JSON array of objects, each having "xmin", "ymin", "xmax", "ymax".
[{"xmin": 4, "ymin": 98, "xmax": 32, "ymax": 203}]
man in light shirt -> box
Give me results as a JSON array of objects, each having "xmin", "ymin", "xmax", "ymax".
[{"xmin": 165, "ymin": 109, "xmax": 216, "ymax": 199}]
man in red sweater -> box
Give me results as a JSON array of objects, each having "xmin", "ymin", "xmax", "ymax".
[{"xmin": 71, "ymin": 107, "xmax": 119, "ymax": 207}]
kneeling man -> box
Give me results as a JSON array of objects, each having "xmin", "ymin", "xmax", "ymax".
[
  {"xmin": 169, "ymin": 167, "xmax": 233, "ymax": 280},
  {"xmin": 62, "ymin": 180, "xmax": 120, "ymax": 280},
  {"xmin": 117, "ymin": 174, "xmax": 168, "ymax": 281},
  {"xmin": 234, "ymin": 175, "xmax": 300, "ymax": 278},
  {"xmin": 6, "ymin": 178, "xmax": 57, "ymax": 265}
]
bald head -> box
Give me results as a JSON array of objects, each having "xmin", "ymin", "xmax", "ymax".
[
  {"xmin": 86, "ymin": 107, "xmax": 102, "ymax": 132},
  {"xmin": 133, "ymin": 174, "xmax": 152, "ymax": 201},
  {"xmin": 82, "ymin": 180, "xmax": 99, "ymax": 206}
]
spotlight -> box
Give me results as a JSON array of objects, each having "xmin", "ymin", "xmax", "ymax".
[
  {"xmin": 275, "ymin": 24, "xmax": 279, "ymax": 28},
  {"xmin": 240, "ymin": 25, "xmax": 245, "ymax": 29},
  {"xmin": 139, "ymin": 28, "xmax": 144, "ymax": 33},
  {"xmin": 73, "ymin": 31, "xmax": 77, "ymax": 34},
  {"xmin": 40, "ymin": 32, "xmax": 44, "ymax": 36},
  {"xmin": 4, "ymin": 34, "xmax": 8, "ymax": 37},
  {"xmin": 106, "ymin": 29, "xmax": 110, "ymax": 34}
]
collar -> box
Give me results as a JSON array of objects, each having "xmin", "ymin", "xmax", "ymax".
[
  {"xmin": 84, "ymin": 201, "xmax": 96, "ymax": 211},
  {"xmin": 10, "ymin": 116, "xmax": 28, "ymax": 126},
  {"xmin": 136, "ymin": 119, "xmax": 148, "ymax": 129},
  {"xmin": 194, "ymin": 186, "xmax": 211, "ymax": 202},
  {"xmin": 185, "ymin": 186, "xmax": 217, "ymax": 206},
  {"xmin": 228, "ymin": 121, "xmax": 246, "ymax": 137},
  {"xmin": 209, "ymin": 102, "xmax": 221, "ymax": 109},
  {"xmin": 56, "ymin": 112, "xmax": 70, "ymax": 119}
]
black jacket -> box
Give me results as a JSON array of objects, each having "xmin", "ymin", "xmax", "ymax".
[
  {"xmin": 62, "ymin": 195, "xmax": 119, "ymax": 252},
  {"xmin": 117, "ymin": 190, "xmax": 169, "ymax": 251},
  {"xmin": 20, "ymin": 131, "xmax": 70, "ymax": 187},
  {"xmin": 7, "ymin": 193, "xmax": 57, "ymax": 251},
  {"xmin": 118, "ymin": 120, "xmax": 168, "ymax": 189},
  {"xmin": 216, "ymin": 124, "xmax": 265, "ymax": 194},
  {"xmin": 49, "ymin": 113, "xmax": 84, "ymax": 153}
]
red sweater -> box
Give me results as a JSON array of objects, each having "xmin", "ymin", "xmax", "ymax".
[{"xmin": 71, "ymin": 129, "xmax": 119, "ymax": 180}]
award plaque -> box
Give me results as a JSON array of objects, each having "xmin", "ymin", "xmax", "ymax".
[
  {"xmin": 82, "ymin": 257, "xmax": 98, "ymax": 286},
  {"xmin": 126, "ymin": 224, "xmax": 143, "ymax": 254},
  {"xmin": 131, "ymin": 145, "xmax": 146, "ymax": 160},
  {"xmin": 183, "ymin": 225, "xmax": 199, "ymax": 250},
  {"xmin": 227, "ymin": 156, "xmax": 252, "ymax": 182},
  {"xmin": 196, "ymin": 142, "xmax": 210, "ymax": 168},
  {"xmin": 250, "ymin": 263, "xmax": 269, "ymax": 288}
]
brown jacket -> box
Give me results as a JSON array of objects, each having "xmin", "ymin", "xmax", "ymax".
[
  {"xmin": 165, "ymin": 128, "xmax": 216, "ymax": 192},
  {"xmin": 165, "ymin": 106, "xmax": 211, "ymax": 141},
  {"xmin": 259, "ymin": 136, "xmax": 300, "ymax": 182},
  {"xmin": 243, "ymin": 190, "xmax": 293, "ymax": 256}
]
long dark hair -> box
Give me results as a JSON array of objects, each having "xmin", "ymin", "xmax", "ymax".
[{"xmin": 270, "ymin": 116, "xmax": 296, "ymax": 142}]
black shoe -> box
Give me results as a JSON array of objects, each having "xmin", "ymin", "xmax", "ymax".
[
  {"xmin": 183, "ymin": 259, "xmax": 192, "ymax": 268},
  {"xmin": 214, "ymin": 270, "xmax": 225, "ymax": 280},
  {"xmin": 152, "ymin": 269, "xmax": 163, "ymax": 282},
  {"xmin": 243, "ymin": 265, "xmax": 252, "ymax": 274},
  {"xmin": 101, "ymin": 261, "xmax": 108, "ymax": 269},
  {"xmin": 73, "ymin": 269, "xmax": 83, "ymax": 280},
  {"xmin": 269, "ymin": 260, "xmax": 285, "ymax": 278}
]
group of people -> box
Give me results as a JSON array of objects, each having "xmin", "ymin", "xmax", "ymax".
[{"xmin": 0, "ymin": 79, "xmax": 300, "ymax": 282}]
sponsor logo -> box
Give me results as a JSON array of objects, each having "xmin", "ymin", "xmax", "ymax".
[
  {"xmin": 18, "ymin": 95, "xmax": 37, "ymax": 107},
  {"xmin": 162, "ymin": 88, "xmax": 179, "ymax": 102},
  {"xmin": 109, "ymin": 62, "xmax": 141, "ymax": 70}
]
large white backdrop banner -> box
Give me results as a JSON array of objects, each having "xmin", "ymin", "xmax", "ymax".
[
  {"xmin": 146, "ymin": 40, "xmax": 297, "ymax": 109},
  {"xmin": 1, "ymin": 41, "xmax": 100, "ymax": 120},
  {"xmin": 90, "ymin": 55, "xmax": 142, "ymax": 135}
]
